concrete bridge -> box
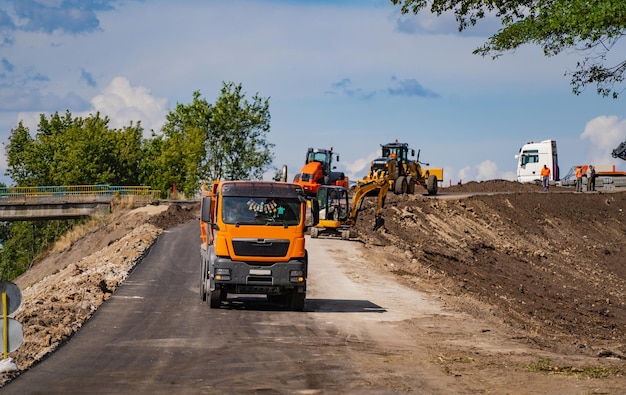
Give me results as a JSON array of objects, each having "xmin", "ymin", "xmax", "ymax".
[{"xmin": 0, "ymin": 185, "xmax": 160, "ymax": 221}]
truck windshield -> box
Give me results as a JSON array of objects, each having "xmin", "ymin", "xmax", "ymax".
[{"xmin": 222, "ymin": 196, "xmax": 301, "ymax": 226}]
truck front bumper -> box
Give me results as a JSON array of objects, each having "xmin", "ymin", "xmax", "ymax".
[{"xmin": 211, "ymin": 256, "xmax": 307, "ymax": 295}]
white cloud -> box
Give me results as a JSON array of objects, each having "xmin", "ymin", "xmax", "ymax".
[
  {"xmin": 14, "ymin": 76, "xmax": 169, "ymax": 138},
  {"xmin": 457, "ymin": 165, "xmax": 472, "ymax": 183},
  {"xmin": 475, "ymin": 160, "xmax": 498, "ymax": 181},
  {"xmin": 343, "ymin": 150, "xmax": 379, "ymax": 181},
  {"xmin": 90, "ymin": 77, "xmax": 168, "ymax": 136},
  {"xmin": 448, "ymin": 160, "xmax": 515, "ymax": 185},
  {"xmin": 580, "ymin": 115, "xmax": 626, "ymax": 169},
  {"xmin": 500, "ymin": 170, "xmax": 517, "ymax": 181}
]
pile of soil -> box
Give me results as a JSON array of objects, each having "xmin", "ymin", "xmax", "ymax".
[{"xmin": 353, "ymin": 180, "xmax": 626, "ymax": 357}]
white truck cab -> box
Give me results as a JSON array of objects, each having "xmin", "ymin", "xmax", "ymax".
[{"xmin": 515, "ymin": 140, "xmax": 559, "ymax": 183}]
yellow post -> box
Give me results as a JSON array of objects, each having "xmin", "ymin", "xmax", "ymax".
[{"xmin": 2, "ymin": 292, "xmax": 7, "ymax": 359}]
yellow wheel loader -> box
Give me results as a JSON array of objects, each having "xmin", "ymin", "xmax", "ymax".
[{"xmin": 370, "ymin": 140, "xmax": 442, "ymax": 195}]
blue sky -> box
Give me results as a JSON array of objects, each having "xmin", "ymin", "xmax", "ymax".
[{"xmin": 1, "ymin": 0, "xmax": 625, "ymax": 187}]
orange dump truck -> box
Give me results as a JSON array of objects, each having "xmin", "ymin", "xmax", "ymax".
[{"xmin": 200, "ymin": 180, "xmax": 310, "ymax": 310}]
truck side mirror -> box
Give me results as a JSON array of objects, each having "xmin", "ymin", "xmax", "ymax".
[{"xmin": 201, "ymin": 196, "xmax": 212, "ymax": 223}]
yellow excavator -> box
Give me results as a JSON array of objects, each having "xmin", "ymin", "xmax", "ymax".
[{"xmin": 309, "ymin": 175, "xmax": 389, "ymax": 239}]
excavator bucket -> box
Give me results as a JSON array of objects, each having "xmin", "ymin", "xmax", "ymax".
[{"xmin": 373, "ymin": 215, "xmax": 384, "ymax": 231}]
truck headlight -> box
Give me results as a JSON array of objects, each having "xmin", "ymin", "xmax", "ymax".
[
  {"xmin": 215, "ymin": 268, "xmax": 231, "ymax": 281},
  {"xmin": 290, "ymin": 270, "xmax": 304, "ymax": 283}
]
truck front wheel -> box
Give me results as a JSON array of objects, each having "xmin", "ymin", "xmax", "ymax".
[
  {"xmin": 209, "ymin": 288, "xmax": 222, "ymax": 308},
  {"xmin": 289, "ymin": 291, "xmax": 305, "ymax": 311}
]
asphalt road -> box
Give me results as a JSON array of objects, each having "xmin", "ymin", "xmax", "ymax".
[{"xmin": 3, "ymin": 220, "xmax": 451, "ymax": 394}]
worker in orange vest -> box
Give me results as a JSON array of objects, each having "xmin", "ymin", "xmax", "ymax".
[
  {"xmin": 540, "ymin": 164, "xmax": 551, "ymax": 192},
  {"xmin": 575, "ymin": 166, "xmax": 583, "ymax": 192}
]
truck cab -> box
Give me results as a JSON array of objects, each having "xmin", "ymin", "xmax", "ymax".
[
  {"xmin": 516, "ymin": 139, "xmax": 560, "ymax": 183},
  {"xmin": 200, "ymin": 181, "xmax": 310, "ymax": 310}
]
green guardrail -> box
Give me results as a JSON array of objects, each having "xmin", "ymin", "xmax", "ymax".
[{"xmin": 0, "ymin": 185, "xmax": 161, "ymax": 204}]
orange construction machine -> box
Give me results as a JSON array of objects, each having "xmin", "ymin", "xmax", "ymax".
[{"xmin": 293, "ymin": 147, "xmax": 349, "ymax": 196}]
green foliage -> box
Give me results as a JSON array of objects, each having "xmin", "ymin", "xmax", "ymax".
[
  {"xmin": 204, "ymin": 82, "xmax": 274, "ymax": 182},
  {"xmin": 5, "ymin": 111, "xmax": 143, "ymax": 186},
  {"xmin": 391, "ymin": 0, "xmax": 626, "ymax": 97},
  {"xmin": 142, "ymin": 82, "xmax": 275, "ymax": 197},
  {"xmin": 140, "ymin": 91, "xmax": 210, "ymax": 197},
  {"xmin": 1, "ymin": 81, "xmax": 277, "ymax": 279},
  {"xmin": 0, "ymin": 220, "xmax": 78, "ymax": 281}
]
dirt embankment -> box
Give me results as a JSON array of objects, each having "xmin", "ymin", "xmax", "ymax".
[{"xmin": 354, "ymin": 180, "xmax": 626, "ymax": 358}]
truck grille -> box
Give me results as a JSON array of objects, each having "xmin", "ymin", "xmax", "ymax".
[{"xmin": 232, "ymin": 238, "xmax": 290, "ymax": 257}]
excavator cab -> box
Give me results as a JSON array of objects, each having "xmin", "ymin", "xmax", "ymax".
[
  {"xmin": 310, "ymin": 185, "xmax": 354, "ymax": 239},
  {"xmin": 316, "ymin": 186, "xmax": 350, "ymax": 222}
]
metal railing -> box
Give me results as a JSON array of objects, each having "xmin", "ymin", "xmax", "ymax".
[{"xmin": 0, "ymin": 185, "xmax": 161, "ymax": 204}]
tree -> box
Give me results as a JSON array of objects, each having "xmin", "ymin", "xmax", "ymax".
[
  {"xmin": 5, "ymin": 111, "xmax": 144, "ymax": 186},
  {"xmin": 143, "ymin": 91, "xmax": 210, "ymax": 197},
  {"xmin": 2, "ymin": 111, "xmax": 144, "ymax": 280},
  {"xmin": 147, "ymin": 83, "xmax": 275, "ymax": 198},
  {"xmin": 204, "ymin": 82, "xmax": 274, "ymax": 181},
  {"xmin": 391, "ymin": 0, "xmax": 626, "ymax": 98},
  {"xmin": 4, "ymin": 121, "xmax": 36, "ymax": 185}
]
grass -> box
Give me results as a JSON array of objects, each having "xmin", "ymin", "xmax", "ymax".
[
  {"xmin": 525, "ymin": 358, "xmax": 622, "ymax": 379},
  {"xmin": 50, "ymin": 214, "xmax": 111, "ymax": 253}
]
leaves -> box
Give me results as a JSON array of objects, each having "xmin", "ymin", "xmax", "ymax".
[
  {"xmin": 391, "ymin": 0, "xmax": 626, "ymax": 97},
  {"xmin": 1, "ymin": 81, "xmax": 276, "ymax": 279}
]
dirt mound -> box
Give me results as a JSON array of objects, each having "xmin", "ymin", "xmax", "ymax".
[
  {"xmin": 444, "ymin": 179, "xmax": 568, "ymax": 193},
  {"xmin": 353, "ymin": 181, "xmax": 626, "ymax": 357}
]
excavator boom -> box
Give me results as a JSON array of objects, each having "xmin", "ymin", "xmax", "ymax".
[{"xmin": 349, "ymin": 173, "xmax": 390, "ymax": 230}]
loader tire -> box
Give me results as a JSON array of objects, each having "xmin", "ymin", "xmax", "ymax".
[
  {"xmin": 395, "ymin": 176, "xmax": 407, "ymax": 194},
  {"xmin": 406, "ymin": 176, "xmax": 415, "ymax": 194},
  {"xmin": 427, "ymin": 175, "xmax": 438, "ymax": 195}
]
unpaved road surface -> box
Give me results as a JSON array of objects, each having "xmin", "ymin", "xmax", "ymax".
[{"xmin": 2, "ymin": 180, "xmax": 626, "ymax": 393}]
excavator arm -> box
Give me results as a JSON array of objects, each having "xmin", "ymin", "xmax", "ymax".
[
  {"xmin": 612, "ymin": 140, "xmax": 626, "ymax": 161},
  {"xmin": 348, "ymin": 174, "xmax": 390, "ymax": 230}
]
